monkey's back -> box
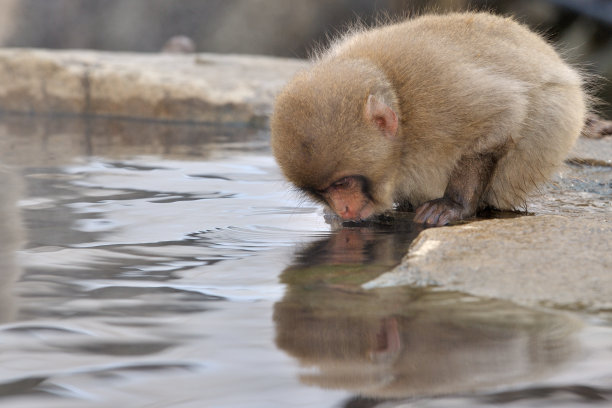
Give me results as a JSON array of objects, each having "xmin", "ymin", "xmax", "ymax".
[
  {"xmin": 327, "ymin": 13, "xmax": 577, "ymax": 91},
  {"xmin": 323, "ymin": 12, "xmax": 586, "ymax": 209}
]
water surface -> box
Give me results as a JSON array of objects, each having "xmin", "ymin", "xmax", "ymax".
[{"xmin": 0, "ymin": 116, "xmax": 610, "ymax": 407}]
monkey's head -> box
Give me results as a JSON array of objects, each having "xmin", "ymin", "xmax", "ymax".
[{"xmin": 271, "ymin": 60, "xmax": 402, "ymax": 221}]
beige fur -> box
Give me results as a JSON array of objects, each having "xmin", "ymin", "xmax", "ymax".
[{"xmin": 271, "ymin": 12, "xmax": 586, "ymax": 214}]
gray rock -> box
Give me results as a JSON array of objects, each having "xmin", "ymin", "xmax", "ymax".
[
  {"xmin": 364, "ymin": 215, "xmax": 612, "ymax": 312},
  {"xmin": 0, "ymin": 48, "xmax": 307, "ymax": 125},
  {"xmin": 530, "ymin": 137, "xmax": 612, "ymax": 216},
  {"xmin": 569, "ymin": 136, "xmax": 612, "ymax": 166}
]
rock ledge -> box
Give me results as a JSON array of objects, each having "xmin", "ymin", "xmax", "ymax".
[
  {"xmin": 0, "ymin": 48, "xmax": 307, "ymax": 125},
  {"xmin": 365, "ymin": 215, "xmax": 612, "ymax": 312}
]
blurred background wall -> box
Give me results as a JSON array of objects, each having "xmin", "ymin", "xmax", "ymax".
[{"xmin": 0, "ymin": 0, "xmax": 610, "ymax": 114}]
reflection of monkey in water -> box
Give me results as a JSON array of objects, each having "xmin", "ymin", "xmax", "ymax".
[
  {"xmin": 272, "ymin": 12, "xmax": 592, "ymax": 226},
  {"xmin": 274, "ymin": 231, "xmax": 579, "ymax": 398}
]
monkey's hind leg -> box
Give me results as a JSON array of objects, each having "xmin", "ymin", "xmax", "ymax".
[{"xmin": 413, "ymin": 151, "xmax": 502, "ymax": 226}]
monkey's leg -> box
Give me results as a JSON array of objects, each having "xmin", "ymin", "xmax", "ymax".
[{"xmin": 414, "ymin": 152, "xmax": 499, "ymax": 226}]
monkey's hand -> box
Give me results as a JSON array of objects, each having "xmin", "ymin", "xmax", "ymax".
[
  {"xmin": 414, "ymin": 198, "xmax": 469, "ymax": 226},
  {"xmin": 414, "ymin": 149, "xmax": 502, "ymax": 226}
]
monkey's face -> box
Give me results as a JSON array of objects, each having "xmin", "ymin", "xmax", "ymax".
[
  {"xmin": 271, "ymin": 99, "xmax": 401, "ymax": 221},
  {"xmin": 313, "ymin": 94, "xmax": 399, "ymax": 221},
  {"xmin": 271, "ymin": 62, "xmax": 402, "ymax": 222}
]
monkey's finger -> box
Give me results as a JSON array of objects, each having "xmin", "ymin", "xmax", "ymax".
[
  {"xmin": 437, "ymin": 209, "xmax": 455, "ymax": 226},
  {"xmin": 425, "ymin": 206, "xmax": 444, "ymax": 226},
  {"xmin": 413, "ymin": 208, "xmax": 425, "ymax": 223},
  {"xmin": 414, "ymin": 202, "xmax": 434, "ymax": 223}
]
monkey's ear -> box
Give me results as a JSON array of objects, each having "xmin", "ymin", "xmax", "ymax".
[{"xmin": 364, "ymin": 95, "xmax": 398, "ymax": 138}]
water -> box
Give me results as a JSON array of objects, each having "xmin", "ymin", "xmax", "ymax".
[{"xmin": 0, "ymin": 116, "xmax": 610, "ymax": 407}]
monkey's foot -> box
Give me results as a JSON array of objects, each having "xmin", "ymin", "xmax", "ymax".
[
  {"xmin": 414, "ymin": 198, "xmax": 469, "ymax": 226},
  {"xmin": 584, "ymin": 114, "xmax": 612, "ymax": 139}
]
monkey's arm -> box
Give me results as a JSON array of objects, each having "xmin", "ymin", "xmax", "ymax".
[{"xmin": 413, "ymin": 151, "xmax": 501, "ymax": 226}]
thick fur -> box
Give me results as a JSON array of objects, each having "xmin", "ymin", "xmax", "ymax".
[{"xmin": 271, "ymin": 12, "xmax": 586, "ymax": 214}]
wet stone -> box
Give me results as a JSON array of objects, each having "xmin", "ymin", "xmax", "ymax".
[{"xmin": 364, "ymin": 215, "xmax": 612, "ymax": 312}]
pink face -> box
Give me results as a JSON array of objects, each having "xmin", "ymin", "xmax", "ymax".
[{"xmin": 319, "ymin": 176, "xmax": 375, "ymax": 221}]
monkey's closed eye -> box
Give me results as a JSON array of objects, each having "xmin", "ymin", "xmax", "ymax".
[{"xmin": 332, "ymin": 177, "xmax": 352, "ymax": 189}]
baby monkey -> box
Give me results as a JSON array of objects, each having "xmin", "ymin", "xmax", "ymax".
[{"xmin": 271, "ymin": 12, "xmax": 586, "ymax": 226}]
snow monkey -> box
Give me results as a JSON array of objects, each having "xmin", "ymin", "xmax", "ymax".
[{"xmin": 271, "ymin": 12, "xmax": 587, "ymax": 226}]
